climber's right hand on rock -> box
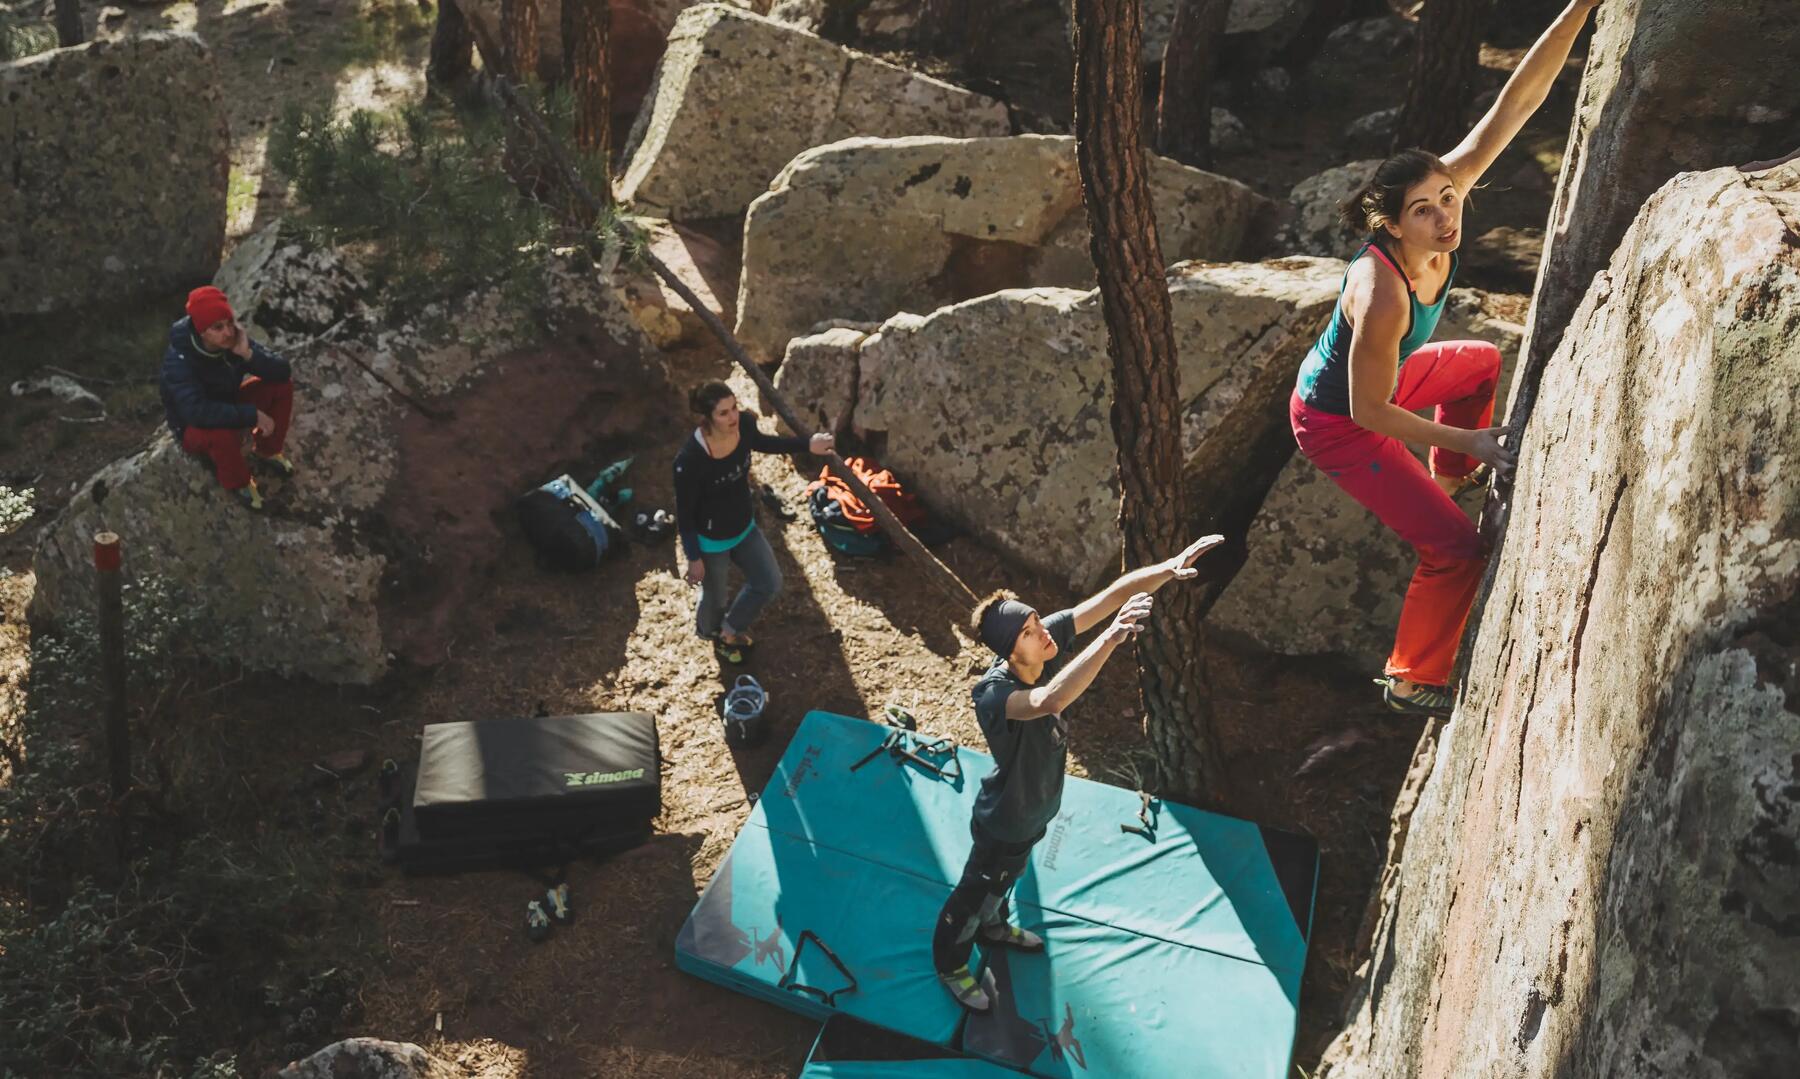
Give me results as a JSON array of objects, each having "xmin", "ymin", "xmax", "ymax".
[
  {"xmin": 685, "ymin": 560, "xmax": 705, "ymax": 585},
  {"xmin": 1463, "ymin": 425, "xmax": 1517, "ymax": 477}
]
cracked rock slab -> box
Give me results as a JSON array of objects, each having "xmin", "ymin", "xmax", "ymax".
[{"xmin": 617, "ymin": 3, "xmax": 1008, "ymax": 221}]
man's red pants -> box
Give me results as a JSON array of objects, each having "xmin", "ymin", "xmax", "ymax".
[{"xmin": 180, "ymin": 378, "xmax": 293, "ymax": 491}]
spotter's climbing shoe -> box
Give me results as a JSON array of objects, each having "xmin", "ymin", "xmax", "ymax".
[
  {"xmin": 937, "ymin": 964, "xmax": 997, "ymax": 1012},
  {"xmin": 252, "ymin": 452, "xmax": 297, "ymax": 479},
  {"xmin": 233, "ymin": 482, "xmax": 264, "ymax": 512},
  {"xmin": 979, "ymin": 921, "xmax": 1045, "ymax": 951}
]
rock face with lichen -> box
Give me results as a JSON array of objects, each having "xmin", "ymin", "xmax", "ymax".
[
  {"xmin": 0, "ymin": 33, "xmax": 229, "ymax": 316},
  {"xmin": 617, "ymin": 4, "xmax": 1009, "ymax": 220},
  {"xmin": 1319, "ymin": 161, "xmax": 1800, "ymax": 1079},
  {"xmin": 734, "ymin": 133, "xmax": 1275, "ymax": 361},
  {"xmin": 29, "ymin": 224, "xmax": 678, "ymax": 684},
  {"xmin": 779, "ymin": 258, "xmax": 1344, "ymax": 590}
]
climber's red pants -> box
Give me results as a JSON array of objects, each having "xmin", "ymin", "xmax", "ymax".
[
  {"xmin": 1289, "ymin": 340, "xmax": 1502, "ymax": 686},
  {"xmin": 180, "ymin": 378, "xmax": 293, "ymax": 491}
]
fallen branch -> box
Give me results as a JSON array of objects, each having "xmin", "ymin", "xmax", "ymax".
[
  {"xmin": 38, "ymin": 365, "xmax": 156, "ymax": 387},
  {"xmin": 476, "ymin": 68, "xmax": 979, "ymax": 608},
  {"xmin": 288, "ymin": 317, "xmax": 455, "ymax": 423}
]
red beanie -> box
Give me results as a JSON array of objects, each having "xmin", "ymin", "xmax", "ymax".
[{"xmin": 186, "ymin": 286, "xmax": 234, "ymax": 330}]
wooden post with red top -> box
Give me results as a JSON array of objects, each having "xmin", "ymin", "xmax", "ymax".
[{"xmin": 94, "ymin": 531, "xmax": 129, "ymax": 802}]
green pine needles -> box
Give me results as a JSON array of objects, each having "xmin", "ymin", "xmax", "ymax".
[{"xmin": 269, "ymin": 91, "xmax": 633, "ymax": 318}]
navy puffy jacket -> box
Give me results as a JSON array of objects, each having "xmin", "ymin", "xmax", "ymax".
[{"xmin": 159, "ymin": 317, "xmax": 292, "ymax": 436}]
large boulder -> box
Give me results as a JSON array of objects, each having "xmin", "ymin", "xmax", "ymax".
[
  {"xmin": 617, "ymin": 4, "xmax": 1009, "ymax": 221},
  {"xmin": 1501, "ymin": 0, "xmax": 1800, "ymax": 528},
  {"xmin": 29, "ymin": 226, "xmax": 678, "ymax": 684},
  {"xmin": 0, "ymin": 33, "xmax": 228, "ymax": 316},
  {"xmin": 735, "ymin": 134, "xmax": 1276, "ymax": 360},
  {"xmin": 1276, "ymin": 158, "xmax": 1378, "ymax": 258},
  {"xmin": 1206, "ymin": 289, "xmax": 1524, "ymax": 670},
  {"xmin": 1321, "ymin": 162, "xmax": 1800, "ymax": 1077},
  {"xmin": 796, "ymin": 258, "xmax": 1344, "ymax": 590},
  {"xmin": 773, "ymin": 321, "xmax": 878, "ymax": 435}
]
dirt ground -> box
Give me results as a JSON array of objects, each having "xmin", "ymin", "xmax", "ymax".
[{"xmin": 0, "ymin": 2, "xmax": 1589, "ymax": 1075}]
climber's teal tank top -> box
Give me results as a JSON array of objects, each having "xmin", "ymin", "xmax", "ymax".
[{"xmin": 1295, "ymin": 240, "xmax": 1458, "ymax": 416}]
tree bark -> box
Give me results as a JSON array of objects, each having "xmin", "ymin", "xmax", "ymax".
[
  {"xmin": 1392, "ymin": 0, "xmax": 1490, "ymax": 154},
  {"xmin": 1155, "ymin": 0, "xmax": 1233, "ymax": 170},
  {"xmin": 503, "ymin": 0, "xmax": 541, "ymax": 85},
  {"xmin": 1072, "ymin": 0, "xmax": 1226, "ymax": 805},
  {"xmin": 53, "ymin": 0, "xmax": 83, "ymax": 47},
  {"xmin": 427, "ymin": 0, "xmax": 475, "ymax": 93},
  {"xmin": 565, "ymin": 0, "xmax": 611, "ymax": 163}
]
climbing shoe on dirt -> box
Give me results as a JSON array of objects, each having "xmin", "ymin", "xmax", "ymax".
[
  {"xmin": 253, "ymin": 452, "xmax": 297, "ymax": 479},
  {"xmin": 979, "ymin": 921, "xmax": 1044, "ymax": 951},
  {"xmin": 233, "ymin": 482, "xmax": 264, "ymax": 511},
  {"xmin": 545, "ymin": 883, "xmax": 573, "ymax": 927},
  {"xmin": 937, "ymin": 964, "xmax": 997, "ymax": 1012},
  {"xmin": 525, "ymin": 899, "xmax": 553, "ymax": 942},
  {"xmin": 1377, "ymin": 677, "xmax": 1455, "ymax": 717}
]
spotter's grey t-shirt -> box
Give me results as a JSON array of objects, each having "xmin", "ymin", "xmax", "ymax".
[{"xmin": 970, "ymin": 608, "xmax": 1077, "ymax": 843}]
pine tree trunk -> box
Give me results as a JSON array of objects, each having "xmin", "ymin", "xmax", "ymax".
[
  {"xmin": 1155, "ymin": 0, "xmax": 1232, "ymax": 169},
  {"xmin": 53, "ymin": 0, "xmax": 83, "ymax": 47},
  {"xmin": 1071, "ymin": 0, "xmax": 1226, "ymax": 805},
  {"xmin": 563, "ymin": 0, "xmax": 612, "ymax": 223},
  {"xmin": 498, "ymin": 0, "xmax": 546, "ymax": 197},
  {"xmin": 565, "ymin": 0, "xmax": 611, "ymax": 160},
  {"xmin": 503, "ymin": 0, "xmax": 541, "ymax": 84},
  {"xmin": 427, "ymin": 0, "xmax": 475, "ymax": 92},
  {"xmin": 1392, "ymin": 0, "xmax": 1489, "ymax": 154}
]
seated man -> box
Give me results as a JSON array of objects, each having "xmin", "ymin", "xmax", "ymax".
[
  {"xmin": 932, "ymin": 533, "xmax": 1223, "ymax": 1012},
  {"xmin": 159, "ymin": 286, "xmax": 296, "ymax": 510}
]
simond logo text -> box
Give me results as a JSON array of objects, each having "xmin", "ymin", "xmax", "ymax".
[{"xmin": 564, "ymin": 767, "xmax": 646, "ymax": 788}]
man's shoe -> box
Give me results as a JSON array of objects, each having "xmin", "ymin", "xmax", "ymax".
[
  {"xmin": 937, "ymin": 965, "xmax": 997, "ymax": 1012},
  {"xmin": 978, "ymin": 921, "xmax": 1045, "ymax": 951},
  {"xmin": 253, "ymin": 452, "xmax": 297, "ymax": 479},
  {"xmin": 233, "ymin": 482, "xmax": 264, "ymax": 511}
]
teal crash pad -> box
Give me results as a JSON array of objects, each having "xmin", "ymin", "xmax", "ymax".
[
  {"xmin": 674, "ymin": 822, "xmax": 967, "ymax": 1046},
  {"xmin": 751, "ymin": 711, "xmax": 1316, "ymax": 992},
  {"xmin": 680, "ymin": 711, "xmax": 1318, "ymax": 1075},
  {"xmin": 798, "ymin": 1015, "xmax": 1025, "ymax": 1078},
  {"xmin": 961, "ymin": 905, "xmax": 1296, "ymax": 1079}
]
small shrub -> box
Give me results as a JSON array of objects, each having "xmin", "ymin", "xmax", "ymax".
[
  {"xmin": 268, "ymin": 92, "xmax": 634, "ymax": 318},
  {"xmin": 0, "ymin": 576, "xmax": 363, "ymax": 1075}
]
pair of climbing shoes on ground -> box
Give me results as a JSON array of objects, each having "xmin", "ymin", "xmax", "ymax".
[{"xmin": 525, "ymin": 883, "xmax": 573, "ymax": 943}]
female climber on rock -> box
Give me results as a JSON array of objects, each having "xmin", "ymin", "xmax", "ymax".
[
  {"xmin": 674, "ymin": 380, "xmax": 833, "ymax": 664},
  {"xmin": 1290, "ymin": 0, "xmax": 1602, "ymax": 715}
]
